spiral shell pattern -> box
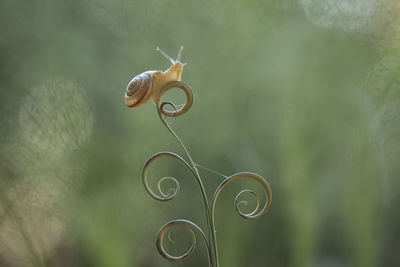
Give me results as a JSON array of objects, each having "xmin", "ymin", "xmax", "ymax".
[{"xmin": 125, "ymin": 72, "xmax": 153, "ymax": 108}]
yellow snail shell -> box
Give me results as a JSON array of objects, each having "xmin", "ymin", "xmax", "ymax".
[{"xmin": 125, "ymin": 46, "xmax": 187, "ymax": 108}]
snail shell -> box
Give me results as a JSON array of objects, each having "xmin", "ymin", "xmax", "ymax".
[
  {"xmin": 125, "ymin": 46, "xmax": 186, "ymax": 108},
  {"xmin": 125, "ymin": 71, "xmax": 157, "ymax": 108}
]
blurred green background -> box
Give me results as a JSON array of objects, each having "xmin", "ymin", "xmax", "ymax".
[{"xmin": 1, "ymin": 0, "xmax": 399, "ymax": 266}]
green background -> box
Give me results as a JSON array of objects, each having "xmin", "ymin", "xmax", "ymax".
[{"xmin": 1, "ymin": 0, "xmax": 399, "ymax": 266}]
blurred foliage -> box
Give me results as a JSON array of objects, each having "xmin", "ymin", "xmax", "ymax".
[{"xmin": 1, "ymin": 0, "xmax": 400, "ymax": 267}]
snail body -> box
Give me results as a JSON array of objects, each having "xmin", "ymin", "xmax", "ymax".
[{"xmin": 125, "ymin": 46, "xmax": 186, "ymax": 108}]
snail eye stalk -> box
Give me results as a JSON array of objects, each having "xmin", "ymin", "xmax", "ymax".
[
  {"xmin": 177, "ymin": 46, "xmax": 184, "ymax": 62},
  {"xmin": 124, "ymin": 47, "xmax": 272, "ymax": 267},
  {"xmin": 156, "ymin": 46, "xmax": 175, "ymax": 64}
]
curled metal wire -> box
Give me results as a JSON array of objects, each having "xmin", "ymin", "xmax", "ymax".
[
  {"xmin": 156, "ymin": 219, "xmax": 212, "ymax": 266},
  {"xmin": 160, "ymin": 101, "xmax": 178, "ymax": 126},
  {"xmin": 235, "ymin": 190, "xmax": 260, "ymax": 217},
  {"xmin": 212, "ymin": 172, "xmax": 272, "ymax": 220},
  {"xmin": 142, "ymin": 151, "xmax": 213, "ymax": 266},
  {"xmin": 156, "ymin": 81, "xmax": 193, "ymax": 118},
  {"xmin": 143, "ymin": 152, "xmax": 184, "ymax": 202},
  {"xmin": 142, "ymin": 151, "xmax": 197, "ymax": 202},
  {"xmin": 140, "ymin": 81, "xmax": 272, "ymax": 267},
  {"xmin": 209, "ymin": 172, "xmax": 272, "ymax": 266}
]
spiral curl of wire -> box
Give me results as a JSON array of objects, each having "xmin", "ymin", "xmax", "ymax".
[
  {"xmin": 142, "ymin": 151, "xmax": 213, "ymax": 265},
  {"xmin": 156, "ymin": 80, "xmax": 193, "ymax": 118},
  {"xmin": 156, "ymin": 219, "xmax": 212, "ymax": 266},
  {"xmin": 143, "ymin": 152, "xmax": 186, "ymax": 202},
  {"xmin": 212, "ymin": 172, "xmax": 272, "ymax": 220},
  {"xmin": 140, "ymin": 81, "xmax": 272, "ymax": 267}
]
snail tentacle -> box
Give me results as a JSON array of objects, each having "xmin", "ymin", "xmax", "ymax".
[{"xmin": 125, "ymin": 46, "xmax": 186, "ymax": 109}]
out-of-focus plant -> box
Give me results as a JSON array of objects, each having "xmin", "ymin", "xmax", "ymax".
[
  {"xmin": 125, "ymin": 73, "xmax": 271, "ymax": 267},
  {"xmin": 1, "ymin": 0, "xmax": 399, "ymax": 266}
]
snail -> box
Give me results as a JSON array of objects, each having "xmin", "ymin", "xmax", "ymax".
[{"xmin": 125, "ymin": 46, "xmax": 187, "ymax": 108}]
